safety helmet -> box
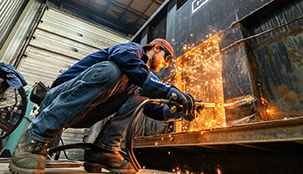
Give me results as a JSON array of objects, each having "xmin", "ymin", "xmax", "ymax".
[{"xmin": 144, "ymin": 38, "xmax": 173, "ymax": 67}]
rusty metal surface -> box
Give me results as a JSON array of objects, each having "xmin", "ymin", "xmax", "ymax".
[
  {"xmin": 218, "ymin": 24, "xmax": 259, "ymax": 123},
  {"xmin": 124, "ymin": 116, "xmax": 303, "ymax": 148},
  {"xmin": 247, "ymin": 0, "xmax": 303, "ymax": 120}
]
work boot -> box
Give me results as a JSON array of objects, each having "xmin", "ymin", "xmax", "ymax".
[
  {"xmin": 84, "ymin": 147, "xmax": 136, "ymax": 174},
  {"xmin": 9, "ymin": 130, "xmax": 48, "ymax": 174}
]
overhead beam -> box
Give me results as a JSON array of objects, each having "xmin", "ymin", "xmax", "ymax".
[
  {"xmin": 101, "ymin": 0, "xmax": 113, "ymax": 16},
  {"xmin": 85, "ymin": 0, "xmax": 92, "ymax": 8},
  {"xmin": 111, "ymin": 0, "xmax": 149, "ymax": 20},
  {"xmin": 133, "ymin": 1, "xmax": 154, "ymax": 26},
  {"xmin": 118, "ymin": 0, "xmax": 135, "ymax": 22},
  {"xmin": 131, "ymin": 0, "xmax": 170, "ymax": 41},
  {"xmin": 59, "ymin": 1, "xmax": 133, "ymax": 35},
  {"xmin": 151, "ymin": 0, "xmax": 163, "ymax": 6}
]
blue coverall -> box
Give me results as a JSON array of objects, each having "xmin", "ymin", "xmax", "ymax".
[{"xmin": 27, "ymin": 42, "xmax": 179, "ymax": 152}]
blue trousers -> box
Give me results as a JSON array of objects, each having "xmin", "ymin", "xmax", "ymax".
[{"xmin": 28, "ymin": 61, "xmax": 147, "ymax": 151}]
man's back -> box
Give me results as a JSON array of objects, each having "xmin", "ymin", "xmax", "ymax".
[{"xmin": 52, "ymin": 42, "xmax": 149, "ymax": 88}]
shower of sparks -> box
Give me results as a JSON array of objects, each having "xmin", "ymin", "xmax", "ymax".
[
  {"xmin": 223, "ymin": 95, "xmax": 256, "ymax": 108},
  {"xmin": 167, "ymin": 36, "xmax": 226, "ymax": 132}
]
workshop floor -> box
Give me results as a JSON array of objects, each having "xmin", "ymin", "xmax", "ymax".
[{"xmin": 0, "ymin": 158, "xmax": 173, "ymax": 174}]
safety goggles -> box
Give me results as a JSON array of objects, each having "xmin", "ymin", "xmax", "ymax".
[{"xmin": 159, "ymin": 46, "xmax": 172, "ymax": 66}]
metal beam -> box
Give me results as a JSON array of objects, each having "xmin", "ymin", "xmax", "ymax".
[
  {"xmin": 60, "ymin": 1, "xmax": 132, "ymax": 35},
  {"xmin": 122, "ymin": 116, "xmax": 303, "ymax": 148},
  {"xmin": 85, "ymin": 0, "xmax": 93, "ymax": 8},
  {"xmin": 131, "ymin": 0, "xmax": 170, "ymax": 41},
  {"xmin": 102, "ymin": 0, "xmax": 113, "ymax": 16},
  {"xmin": 118, "ymin": 0, "xmax": 135, "ymax": 22},
  {"xmin": 111, "ymin": 1, "xmax": 149, "ymax": 20},
  {"xmin": 151, "ymin": 0, "xmax": 163, "ymax": 6},
  {"xmin": 133, "ymin": 1, "xmax": 154, "ymax": 26}
]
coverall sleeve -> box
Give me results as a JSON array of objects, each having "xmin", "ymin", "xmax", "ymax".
[
  {"xmin": 143, "ymin": 104, "xmax": 165, "ymax": 120},
  {"xmin": 107, "ymin": 43, "xmax": 149, "ymax": 87}
]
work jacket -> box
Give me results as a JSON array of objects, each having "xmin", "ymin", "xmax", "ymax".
[
  {"xmin": 52, "ymin": 42, "xmax": 149, "ymax": 88},
  {"xmin": 51, "ymin": 42, "xmax": 169, "ymax": 120}
]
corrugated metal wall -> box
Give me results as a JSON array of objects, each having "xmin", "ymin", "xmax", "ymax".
[
  {"xmin": 0, "ymin": 0, "xmax": 42, "ymax": 65},
  {"xmin": 15, "ymin": 8, "xmax": 129, "ymax": 160},
  {"xmin": 0, "ymin": 0, "xmax": 28, "ymax": 49},
  {"xmin": 17, "ymin": 8, "xmax": 129, "ymax": 90}
]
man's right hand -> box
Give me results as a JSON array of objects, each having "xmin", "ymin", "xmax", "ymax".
[
  {"xmin": 140, "ymin": 72, "xmax": 192, "ymax": 116},
  {"xmin": 141, "ymin": 72, "xmax": 198, "ymax": 121},
  {"xmin": 166, "ymin": 87, "xmax": 188, "ymax": 106}
]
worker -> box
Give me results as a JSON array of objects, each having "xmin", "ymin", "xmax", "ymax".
[{"xmin": 9, "ymin": 38, "xmax": 194, "ymax": 174}]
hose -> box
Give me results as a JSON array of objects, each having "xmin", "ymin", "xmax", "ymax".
[
  {"xmin": 48, "ymin": 98, "xmax": 180, "ymax": 172},
  {"xmin": 125, "ymin": 99, "xmax": 173, "ymax": 172}
]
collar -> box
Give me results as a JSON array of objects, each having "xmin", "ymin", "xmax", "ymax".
[{"xmin": 142, "ymin": 50, "xmax": 148, "ymax": 63}]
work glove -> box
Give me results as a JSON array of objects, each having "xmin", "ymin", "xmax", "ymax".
[
  {"xmin": 140, "ymin": 72, "xmax": 172, "ymax": 99},
  {"xmin": 163, "ymin": 96, "xmax": 195, "ymax": 122},
  {"xmin": 165, "ymin": 93, "xmax": 198, "ymax": 121},
  {"xmin": 140, "ymin": 72, "xmax": 189, "ymax": 106},
  {"xmin": 140, "ymin": 72, "xmax": 196, "ymax": 121},
  {"xmin": 163, "ymin": 105, "xmax": 183, "ymax": 121},
  {"xmin": 166, "ymin": 87, "xmax": 188, "ymax": 106},
  {"xmin": 182, "ymin": 93, "xmax": 195, "ymax": 121}
]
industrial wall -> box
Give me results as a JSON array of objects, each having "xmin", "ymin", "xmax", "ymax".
[
  {"xmin": 17, "ymin": 8, "xmax": 129, "ymax": 90},
  {"xmin": 0, "ymin": 0, "xmax": 40, "ymax": 65},
  {"xmin": 132, "ymin": 0, "xmax": 303, "ymax": 134},
  {"xmin": 0, "ymin": 0, "xmax": 28, "ymax": 49},
  {"xmin": 1, "ymin": 1, "xmax": 129, "ymax": 159}
]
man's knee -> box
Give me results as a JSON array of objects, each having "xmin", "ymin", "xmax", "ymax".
[{"xmin": 86, "ymin": 61, "xmax": 123, "ymax": 84}]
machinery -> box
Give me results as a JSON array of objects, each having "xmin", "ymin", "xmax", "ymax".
[{"xmin": 0, "ymin": 65, "xmax": 27, "ymax": 154}]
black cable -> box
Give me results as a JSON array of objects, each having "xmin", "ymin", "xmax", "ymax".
[
  {"xmin": 125, "ymin": 99, "xmax": 171, "ymax": 172},
  {"xmin": 59, "ymin": 137, "xmax": 70, "ymax": 160}
]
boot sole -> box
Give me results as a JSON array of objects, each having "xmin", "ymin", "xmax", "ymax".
[
  {"xmin": 110, "ymin": 168, "xmax": 137, "ymax": 174},
  {"xmin": 84, "ymin": 162, "xmax": 109, "ymax": 173},
  {"xmin": 9, "ymin": 161, "xmax": 44, "ymax": 174},
  {"xmin": 84, "ymin": 162, "xmax": 136, "ymax": 174}
]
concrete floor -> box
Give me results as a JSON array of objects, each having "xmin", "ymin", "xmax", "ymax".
[{"xmin": 0, "ymin": 158, "xmax": 173, "ymax": 174}]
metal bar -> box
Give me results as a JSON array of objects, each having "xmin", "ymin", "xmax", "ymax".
[
  {"xmin": 85, "ymin": 0, "xmax": 93, "ymax": 8},
  {"xmin": 61, "ymin": 1, "xmax": 131, "ymax": 34},
  {"xmin": 102, "ymin": 0, "xmax": 113, "ymax": 16},
  {"xmin": 118, "ymin": 0, "xmax": 135, "ymax": 22},
  {"xmin": 151, "ymin": 0, "xmax": 163, "ymax": 6},
  {"xmin": 133, "ymin": 1, "xmax": 154, "ymax": 25},
  {"xmin": 131, "ymin": 0, "xmax": 170, "ymax": 41},
  {"xmin": 121, "ymin": 116, "xmax": 303, "ymax": 148},
  {"xmin": 111, "ymin": 1, "xmax": 149, "ymax": 20}
]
